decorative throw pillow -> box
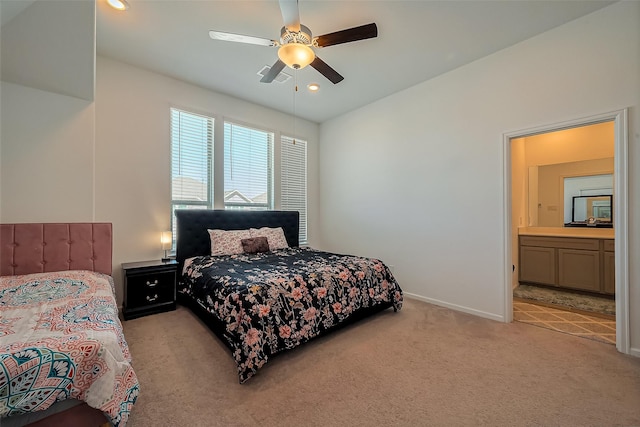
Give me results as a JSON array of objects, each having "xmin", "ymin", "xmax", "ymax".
[
  {"xmin": 249, "ymin": 227, "xmax": 289, "ymax": 251},
  {"xmin": 241, "ymin": 237, "xmax": 270, "ymax": 254},
  {"xmin": 208, "ymin": 229, "xmax": 251, "ymax": 256}
]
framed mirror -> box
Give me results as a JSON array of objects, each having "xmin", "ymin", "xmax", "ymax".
[{"xmin": 566, "ymin": 194, "xmax": 613, "ymax": 227}]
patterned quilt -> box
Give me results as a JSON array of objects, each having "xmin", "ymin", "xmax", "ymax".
[
  {"xmin": 180, "ymin": 247, "xmax": 403, "ymax": 383},
  {"xmin": 0, "ymin": 271, "xmax": 139, "ymax": 426}
]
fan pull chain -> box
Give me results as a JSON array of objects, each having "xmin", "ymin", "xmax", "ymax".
[{"xmin": 293, "ymin": 71, "xmax": 297, "ymax": 145}]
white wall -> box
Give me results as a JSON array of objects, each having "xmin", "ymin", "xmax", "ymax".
[
  {"xmin": 318, "ymin": 2, "xmax": 640, "ymax": 352},
  {"xmin": 0, "ymin": 82, "xmax": 95, "ymax": 221},
  {"xmin": 95, "ymin": 56, "xmax": 319, "ymax": 302}
]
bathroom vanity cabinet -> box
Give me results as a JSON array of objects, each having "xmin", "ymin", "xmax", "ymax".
[{"xmin": 518, "ymin": 228, "xmax": 614, "ymax": 295}]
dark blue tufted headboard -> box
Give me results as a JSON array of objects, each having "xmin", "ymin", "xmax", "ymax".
[{"xmin": 175, "ymin": 210, "xmax": 300, "ymax": 272}]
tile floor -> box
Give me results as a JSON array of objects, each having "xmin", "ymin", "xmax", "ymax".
[{"xmin": 513, "ymin": 300, "xmax": 616, "ymax": 345}]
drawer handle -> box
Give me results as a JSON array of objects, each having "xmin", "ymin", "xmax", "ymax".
[
  {"xmin": 146, "ymin": 279, "xmax": 158, "ymax": 288},
  {"xmin": 146, "ymin": 294, "xmax": 159, "ymax": 302}
]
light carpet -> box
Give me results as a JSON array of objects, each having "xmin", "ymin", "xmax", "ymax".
[{"xmin": 122, "ymin": 299, "xmax": 640, "ymax": 426}]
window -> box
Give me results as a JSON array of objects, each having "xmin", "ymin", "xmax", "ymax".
[
  {"xmin": 281, "ymin": 136, "xmax": 307, "ymax": 244},
  {"xmin": 169, "ymin": 109, "xmax": 308, "ymax": 246},
  {"xmin": 170, "ymin": 109, "xmax": 213, "ymax": 243},
  {"xmin": 223, "ymin": 122, "xmax": 274, "ymax": 210}
]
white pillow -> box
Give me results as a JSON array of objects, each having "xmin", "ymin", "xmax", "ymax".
[
  {"xmin": 208, "ymin": 229, "xmax": 251, "ymax": 256},
  {"xmin": 250, "ymin": 227, "xmax": 289, "ymax": 251}
]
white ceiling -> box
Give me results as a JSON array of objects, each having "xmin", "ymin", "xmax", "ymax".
[{"xmin": 93, "ymin": 1, "xmax": 611, "ymax": 123}]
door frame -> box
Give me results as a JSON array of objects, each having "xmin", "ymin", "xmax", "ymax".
[{"xmin": 502, "ymin": 108, "xmax": 629, "ymax": 354}]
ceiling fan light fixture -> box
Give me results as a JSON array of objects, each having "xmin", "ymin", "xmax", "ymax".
[
  {"xmin": 106, "ymin": 0, "xmax": 129, "ymax": 10},
  {"xmin": 278, "ymin": 43, "xmax": 315, "ymax": 70}
]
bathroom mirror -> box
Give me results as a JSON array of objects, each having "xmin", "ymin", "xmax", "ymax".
[
  {"xmin": 565, "ymin": 195, "xmax": 613, "ymax": 227},
  {"xmin": 529, "ymin": 160, "xmax": 613, "ymax": 227}
]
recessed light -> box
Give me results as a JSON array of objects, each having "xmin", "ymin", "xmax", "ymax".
[
  {"xmin": 307, "ymin": 83, "xmax": 320, "ymax": 92},
  {"xmin": 107, "ymin": 0, "xmax": 129, "ymax": 11}
]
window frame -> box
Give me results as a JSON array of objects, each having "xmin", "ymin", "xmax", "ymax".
[{"xmin": 223, "ymin": 120, "xmax": 275, "ymax": 211}]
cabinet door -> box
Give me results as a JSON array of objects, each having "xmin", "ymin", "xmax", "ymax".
[
  {"xmin": 558, "ymin": 249, "xmax": 600, "ymax": 292},
  {"xmin": 520, "ymin": 246, "xmax": 556, "ymax": 285},
  {"xmin": 603, "ymin": 251, "xmax": 615, "ymax": 294}
]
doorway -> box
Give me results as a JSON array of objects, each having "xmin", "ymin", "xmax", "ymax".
[{"xmin": 503, "ymin": 109, "xmax": 629, "ymax": 354}]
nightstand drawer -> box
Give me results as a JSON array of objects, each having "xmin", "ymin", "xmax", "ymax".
[
  {"xmin": 126, "ymin": 271, "xmax": 175, "ymax": 307},
  {"xmin": 122, "ymin": 260, "xmax": 178, "ymax": 320}
]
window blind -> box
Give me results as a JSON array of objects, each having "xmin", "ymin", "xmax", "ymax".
[
  {"xmin": 281, "ymin": 136, "xmax": 307, "ymax": 244},
  {"xmin": 170, "ymin": 109, "xmax": 214, "ymax": 245},
  {"xmin": 223, "ymin": 122, "xmax": 274, "ymax": 210}
]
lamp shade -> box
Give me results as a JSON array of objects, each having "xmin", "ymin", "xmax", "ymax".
[
  {"xmin": 161, "ymin": 231, "xmax": 173, "ymax": 250},
  {"xmin": 278, "ymin": 43, "xmax": 315, "ymax": 70}
]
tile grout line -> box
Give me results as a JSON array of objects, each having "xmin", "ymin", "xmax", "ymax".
[{"xmin": 513, "ymin": 301, "xmax": 615, "ymax": 345}]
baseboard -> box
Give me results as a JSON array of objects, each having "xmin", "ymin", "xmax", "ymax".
[
  {"xmin": 403, "ymin": 292, "xmax": 505, "ymax": 322},
  {"xmin": 629, "ymin": 346, "xmax": 640, "ymax": 358}
]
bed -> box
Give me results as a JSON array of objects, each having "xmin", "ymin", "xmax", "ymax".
[
  {"xmin": 0, "ymin": 223, "xmax": 139, "ymax": 427},
  {"xmin": 176, "ymin": 210, "xmax": 403, "ymax": 383}
]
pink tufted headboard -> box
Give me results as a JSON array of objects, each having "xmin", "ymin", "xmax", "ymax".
[{"xmin": 0, "ymin": 223, "xmax": 112, "ymax": 276}]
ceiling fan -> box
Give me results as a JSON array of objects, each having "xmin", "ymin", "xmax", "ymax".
[{"xmin": 209, "ymin": 0, "xmax": 378, "ymax": 84}]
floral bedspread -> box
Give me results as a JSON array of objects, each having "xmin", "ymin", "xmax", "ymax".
[
  {"xmin": 180, "ymin": 247, "xmax": 403, "ymax": 383},
  {"xmin": 0, "ymin": 271, "xmax": 139, "ymax": 426}
]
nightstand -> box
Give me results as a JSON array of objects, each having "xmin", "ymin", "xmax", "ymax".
[{"xmin": 122, "ymin": 259, "xmax": 178, "ymax": 320}]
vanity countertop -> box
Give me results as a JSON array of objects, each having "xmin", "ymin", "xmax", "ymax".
[{"xmin": 518, "ymin": 227, "xmax": 614, "ymax": 239}]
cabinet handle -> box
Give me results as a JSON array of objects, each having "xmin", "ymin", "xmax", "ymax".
[
  {"xmin": 146, "ymin": 294, "xmax": 158, "ymax": 302},
  {"xmin": 146, "ymin": 279, "xmax": 158, "ymax": 288}
]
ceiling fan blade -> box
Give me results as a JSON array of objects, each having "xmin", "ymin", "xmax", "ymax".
[
  {"xmin": 310, "ymin": 56, "xmax": 344, "ymax": 84},
  {"xmin": 279, "ymin": 0, "xmax": 301, "ymax": 32},
  {"xmin": 315, "ymin": 23, "xmax": 378, "ymax": 48},
  {"xmin": 260, "ymin": 60, "xmax": 287, "ymax": 83},
  {"xmin": 209, "ymin": 30, "xmax": 277, "ymax": 47}
]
